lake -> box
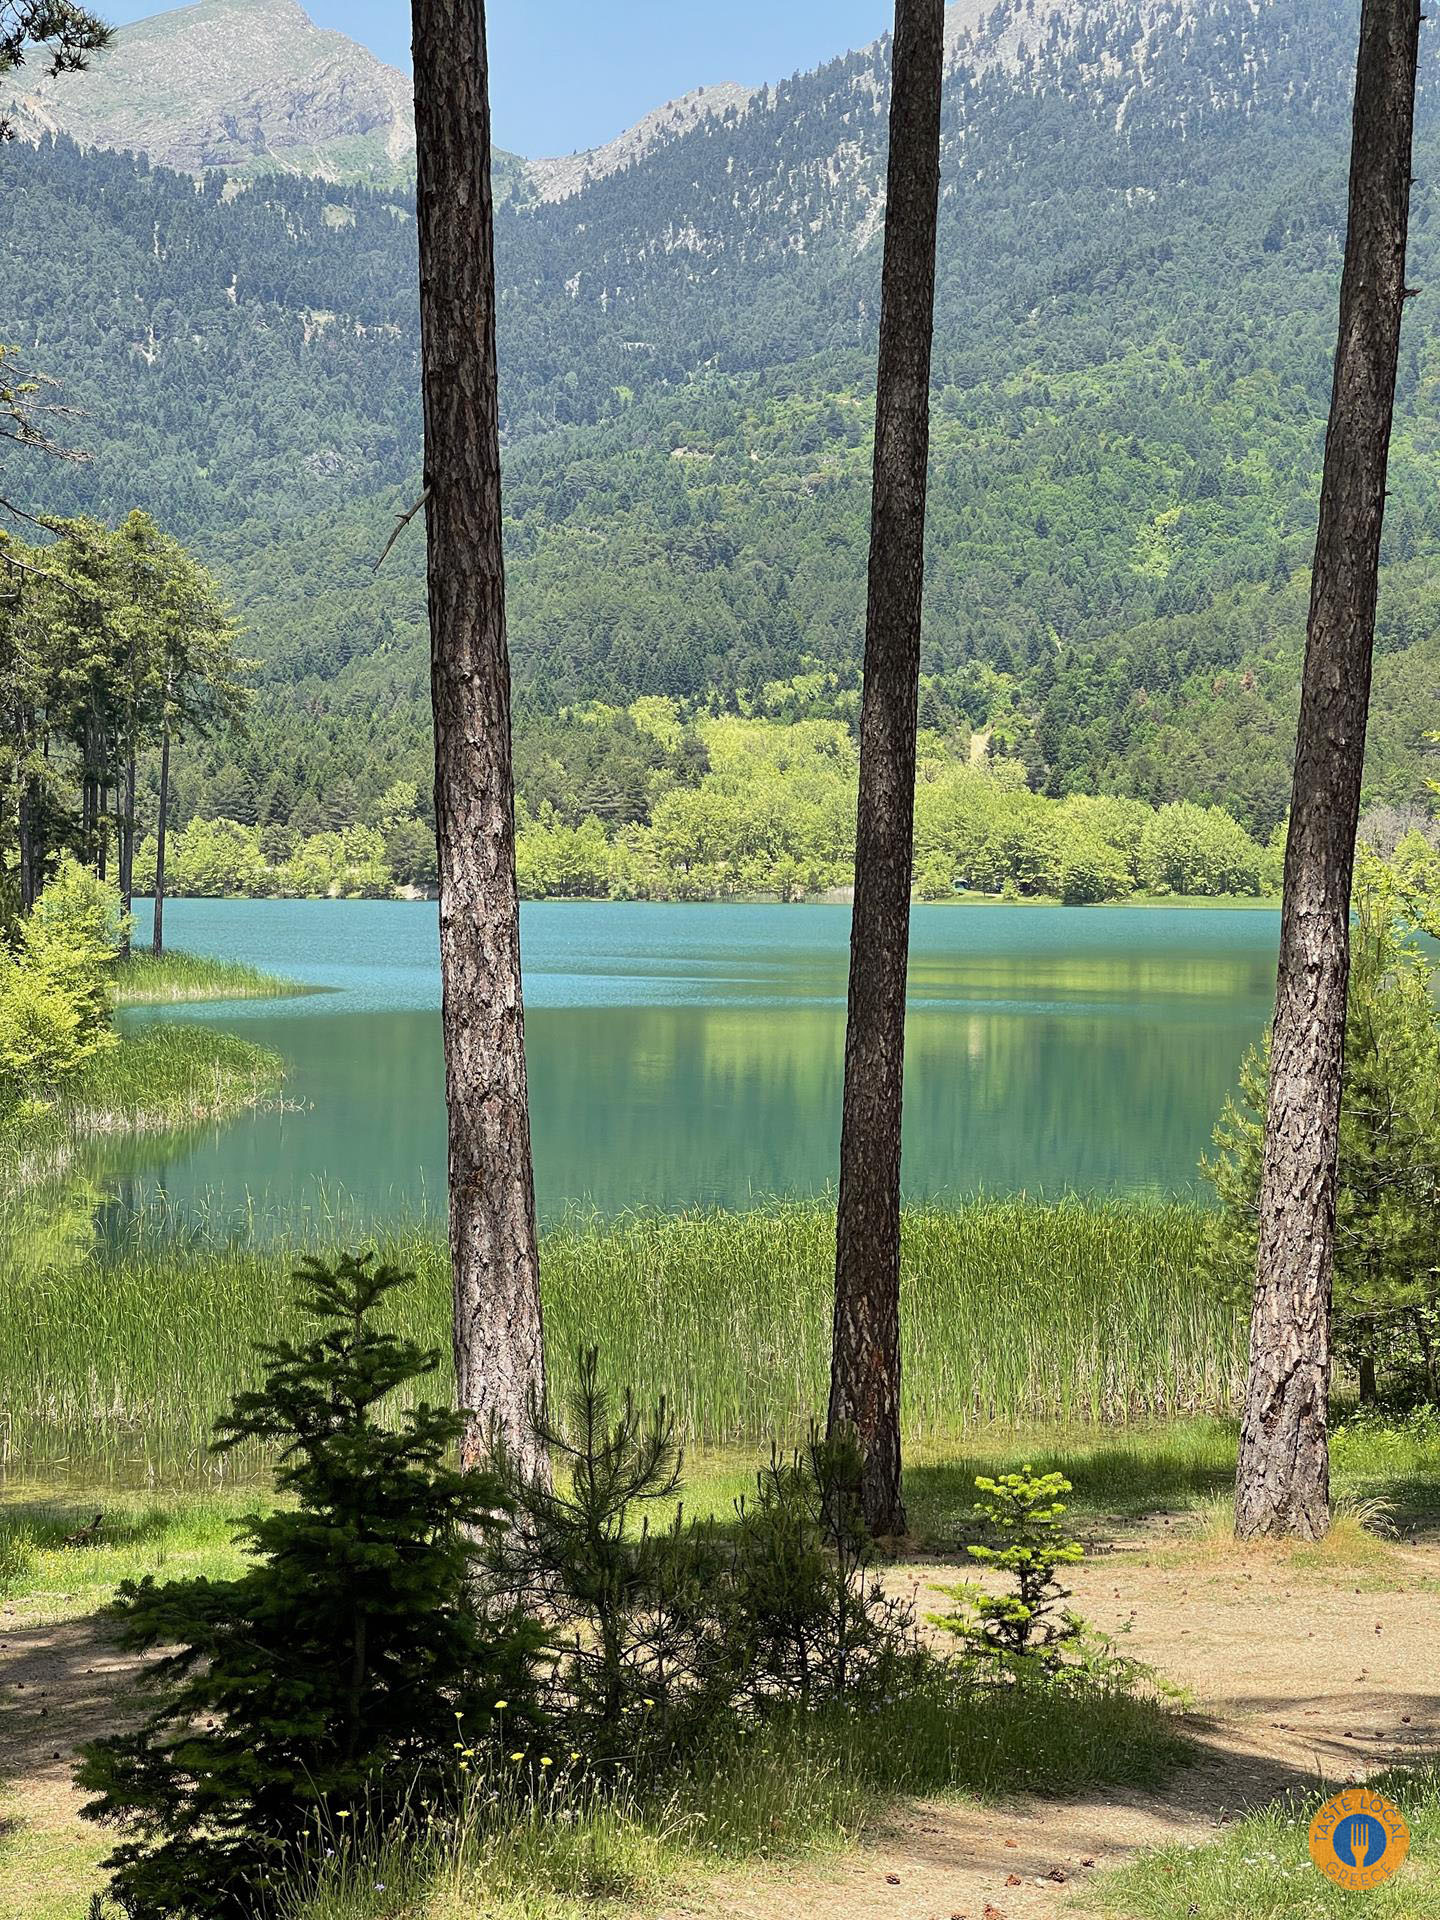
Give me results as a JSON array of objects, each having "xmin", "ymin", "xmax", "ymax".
[{"xmin": 108, "ymin": 899, "xmax": 1281, "ymax": 1232}]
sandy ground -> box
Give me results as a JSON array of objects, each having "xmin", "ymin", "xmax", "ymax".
[
  {"xmin": 662, "ymin": 1535, "xmax": 1440, "ymax": 1920},
  {"xmin": 3, "ymin": 1533, "xmax": 1438, "ymax": 1920}
]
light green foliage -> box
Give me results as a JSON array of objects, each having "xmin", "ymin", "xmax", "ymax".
[
  {"xmin": 1059, "ymin": 831, "xmax": 1132, "ymax": 905},
  {"xmin": 149, "ymin": 709, "xmax": 1278, "ymax": 903},
  {"xmin": 1206, "ymin": 854, "xmax": 1440, "ymax": 1397},
  {"xmin": 931, "ymin": 1466, "xmax": 1085, "ymax": 1678},
  {"xmin": 135, "ymin": 818, "xmax": 394, "ymax": 898},
  {"xmin": 0, "ymin": 856, "xmax": 121, "ymax": 1113},
  {"xmin": 1138, "ymin": 800, "xmax": 1264, "ymax": 897},
  {"xmin": 509, "ymin": 716, "xmax": 1270, "ymax": 903}
]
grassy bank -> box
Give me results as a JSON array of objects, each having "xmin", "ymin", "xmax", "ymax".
[
  {"xmin": 0, "ymin": 1024, "xmax": 284, "ymax": 1181},
  {"xmin": 112, "ymin": 948, "xmax": 304, "ymax": 1004},
  {"xmin": 1082, "ymin": 1766, "xmax": 1440, "ymax": 1918},
  {"xmin": 1, "ymin": 1196, "xmax": 1242, "ymax": 1477},
  {"xmin": 275, "ymin": 1689, "xmax": 1184, "ymax": 1920}
]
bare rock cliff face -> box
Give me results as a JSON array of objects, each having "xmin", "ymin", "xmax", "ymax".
[{"xmin": 10, "ymin": 0, "xmax": 416, "ymax": 181}]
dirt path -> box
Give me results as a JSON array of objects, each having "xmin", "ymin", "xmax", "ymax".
[
  {"xmin": 0, "ymin": 1608, "xmax": 153, "ymax": 1909},
  {"xmin": 662, "ymin": 1538, "xmax": 1440, "ymax": 1920},
  {"xmin": 3, "ymin": 1538, "xmax": 1437, "ymax": 1920}
]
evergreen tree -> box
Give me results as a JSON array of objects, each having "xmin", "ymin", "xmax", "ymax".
[
  {"xmin": 1236, "ymin": 0, "xmax": 1423, "ymax": 1540},
  {"xmin": 78, "ymin": 1253, "xmax": 540, "ymax": 1920}
]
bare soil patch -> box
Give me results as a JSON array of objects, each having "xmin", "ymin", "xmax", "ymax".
[{"xmin": 660, "ymin": 1534, "xmax": 1440, "ymax": 1920}]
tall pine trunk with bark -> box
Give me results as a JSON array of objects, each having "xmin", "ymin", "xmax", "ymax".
[
  {"xmin": 828, "ymin": 0, "xmax": 944, "ymax": 1538},
  {"xmin": 1235, "ymin": 0, "xmax": 1422, "ymax": 1541},
  {"xmin": 152, "ymin": 713, "xmax": 169, "ymax": 955},
  {"xmin": 118, "ymin": 752, "xmax": 134, "ymax": 955},
  {"xmin": 411, "ymin": 0, "xmax": 548, "ymax": 1483}
]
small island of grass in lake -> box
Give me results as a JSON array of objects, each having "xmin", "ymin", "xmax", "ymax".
[{"xmin": 112, "ymin": 947, "xmax": 310, "ymax": 1005}]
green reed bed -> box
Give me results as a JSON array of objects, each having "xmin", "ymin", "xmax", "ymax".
[
  {"xmin": 112, "ymin": 948, "xmax": 304, "ymax": 1005},
  {"xmin": 0, "ymin": 1025, "xmax": 284, "ymax": 1182},
  {"xmin": 2, "ymin": 1196, "xmax": 1241, "ymax": 1478}
]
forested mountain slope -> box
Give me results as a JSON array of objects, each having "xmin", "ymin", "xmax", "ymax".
[{"xmin": 4, "ymin": 0, "xmax": 1440, "ymax": 838}]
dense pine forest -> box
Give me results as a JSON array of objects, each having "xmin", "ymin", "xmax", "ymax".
[{"xmin": 6, "ymin": 0, "xmax": 1440, "ymax": 875}]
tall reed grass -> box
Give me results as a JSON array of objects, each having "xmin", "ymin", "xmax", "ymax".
[
  {"xmin": 0, "ymin": 1025, "xmax": 284, "ymax": 1182},
  {"xmin": 112, "ymin": 949, "xmax": 304, "ymax": 1005},
  {"xmin": 2, "ymin": 1196, "xmax": 1240, "ymax": 1479}
]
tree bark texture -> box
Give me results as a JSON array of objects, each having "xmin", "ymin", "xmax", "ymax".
[
  {"xmin": 17, "ymin": 769, "xmax": 37, "ymax": 911},
  {"xmin": 1235, "ymin": 0, "xmax": 1421, "ymax": 1541},
  {"xmin": 119, "ymin": 752, "xmax": 135, "ymax": 954},
  {"xmin": 152, "ymin": 717, "xmax": 169, "ymax": 955},
  {"xmin": 829, "ymin": 0, "xmax": 944, "ymax": 1538},
  {"xmin": 411, "ymin": 0, "xmax": 548, "ymax": 1483}
]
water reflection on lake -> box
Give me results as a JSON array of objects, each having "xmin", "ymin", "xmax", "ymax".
[{"xmin": 80, "ymin": 899, "xmax": 1282, "ymax": 1238}]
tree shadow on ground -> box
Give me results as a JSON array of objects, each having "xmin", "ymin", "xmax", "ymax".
[{"xmin": 903, "ymin": 1437, "xmax": 1238, "ymax": 1549}]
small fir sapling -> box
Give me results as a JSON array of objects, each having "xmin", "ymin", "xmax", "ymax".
[
  {"xmin": 77, "ymin": 1253, "xmax": 541, "ymax": 1920},
  {"xmin": 930, "ymin": 1466, "xmax": 1085, "ymax": 1678}
]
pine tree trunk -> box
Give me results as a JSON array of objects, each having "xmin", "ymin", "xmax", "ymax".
[
  {"xmin": 411, "ymin": 0, "xmax": 548, "ymax": 1482},
  {"xmin": 119, "ymin": 752, "xmax": 135, "ymax": 955},
  {"xmin": 17, "ymin": 767, "xmax": 38, "ymax": 911},
  {"xmin": 828, "ymin": 0, "xmax": 944, "ymax": 1538},
  {"xmin": 152, "ymin": 718, "xmax": 169, "ymax": 956},
  {"xmin": 1358, "ymin": 1352, "xmax": 1378, "ymax": 1404},
  {"xmin": 1235, "ymin": 0, "xmax": 1421, "ymax": 1541}
]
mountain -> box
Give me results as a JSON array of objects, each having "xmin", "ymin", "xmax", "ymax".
[
  {"xmin": 6, "ymin": 0, "xmax": 417, "ymax": 182},
  {"xmin": 4, "ymin": 0, "xmax": 1440, "ymax": 850},
  {"xmin": 527, "ymin": 81, "xmax": 757, "ymax": 203}
]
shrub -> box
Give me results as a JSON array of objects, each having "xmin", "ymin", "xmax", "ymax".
[
  {"xmin": 700, "ymin": 1430, "xmax": 917, "ymax": 1715},
  {"xmin": 0, "ymin": 856, "xmax": 120, "ymax": 1112},
  {"xmin": 929, "ymin": 1465, "xmax": 1084, "ymax": 1679},
  {"xmin": 488, "ymin": 1355, "xmax": 917, "ymax": 1762},
  {"xmin": 77, "ymin": 1254, "xmax": 541, "ymax": 1920},
  {"xmin": 485, "ymin": 1347, "xmax": 718, "ymax": 1758}
]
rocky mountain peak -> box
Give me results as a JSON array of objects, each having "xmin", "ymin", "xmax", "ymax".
[{"xmin": 7, "ymin": 0, "xmax": 416, "ymax": 182}]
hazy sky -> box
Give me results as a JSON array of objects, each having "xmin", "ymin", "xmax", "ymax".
[{"xmin": 101, "ymin": 1, "xmax": 893, "ymax": 156}]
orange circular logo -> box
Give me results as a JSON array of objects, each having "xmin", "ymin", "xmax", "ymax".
[{"xmin": 1308, "ymin": 1787, "xmax": 1411, "ymax": 1891}]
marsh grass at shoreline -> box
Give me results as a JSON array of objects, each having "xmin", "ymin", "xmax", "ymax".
[
  {"xmin": 2, "ymin": 1195, "xmax": 1241, "ymax": 1477},
  {"xmin": 0, "ymin": 1025, "xmax": 285, "ymax": 1185},
  {"xmin": 112, "ymin": 948, "xmax": 307, "ymax": 1004}
]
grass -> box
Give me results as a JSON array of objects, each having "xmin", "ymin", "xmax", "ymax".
[
  {"xmin": 278, "ymin": 1685, "xmax": 1187, "ymax": 1920},
  {"xmin": 0, "ymin": 1485, "xmax": 255, "ymax": 1617},
  {"xmin": 0, "ymin": 1024, "xmax": 285, "ymax": 1184},
  {"xmin": 111, "ymin": 947, "xmax": 306, "ymax": 1005},
  {"xmin": 1081, "ymin": 1766, "xmax": 1440, "ymax": 1918},
  {"xmin": 0, "ymin": 1196, "xmax": 1243, "ymax": 1478},
  {"xmin": 4, "ymin": 1409, "xmax": 1433, "ymax": 1622},
  {"xmin": 1151, "ymin": 1491, "xmax": 1407, "ymax": 1575}
]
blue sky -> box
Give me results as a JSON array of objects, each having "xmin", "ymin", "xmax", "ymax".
[{"xmin": 103, "ymin": 1, "xmax": 893, "ymax": 156}]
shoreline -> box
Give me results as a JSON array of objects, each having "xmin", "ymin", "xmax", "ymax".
[{"xmin": 129, "ymin": 891, "xmax": 1284, "ymax": 911}]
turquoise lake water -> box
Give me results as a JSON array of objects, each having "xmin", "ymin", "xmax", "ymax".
[{"xmin": 114, "ymin": 898, "xmax": 1282, "ymax": 1228}]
